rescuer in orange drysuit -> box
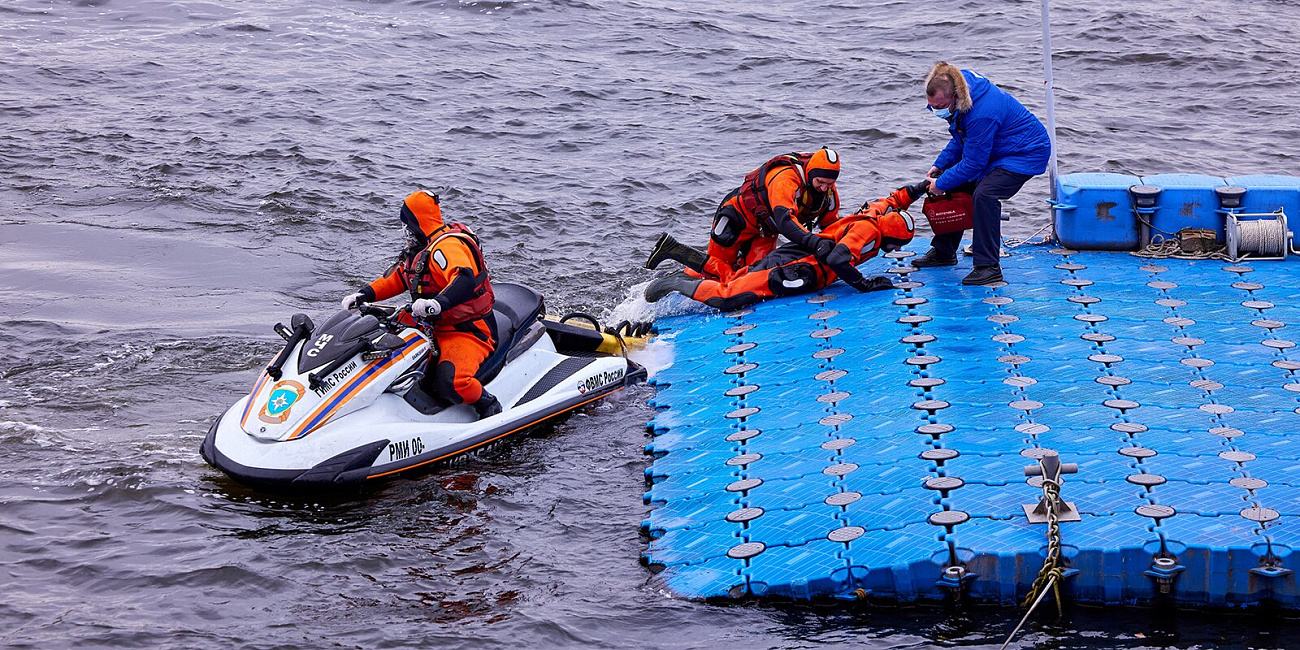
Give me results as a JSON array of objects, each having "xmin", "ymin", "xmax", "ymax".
[
  {"xmin": 645, "ymin": 184, "xmax": 925, "ymax": 310},
  {"xmin": 644, "ymin": 148, "xmax": 843, "ymax": 283},
  {"xmin": 341, "ymin": 190, "xmax": 502, "ymax": 419}
]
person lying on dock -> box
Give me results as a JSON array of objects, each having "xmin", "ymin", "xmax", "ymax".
[
  {"xmin": 644, "ymin": 147, "xmax": 842, "ymax": 284},
  {"xmin": 644, "ymin": 183, "xmax": 926, "ymax": 310}
]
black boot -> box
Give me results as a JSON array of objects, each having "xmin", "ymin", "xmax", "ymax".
[
  {"xmin": 911, "ymin": 247, "xmax": 958, "ymax": 268},
  {"xmin": 472, "ymin": 392, "xmax": 503, "ymax": 420},
  {"xmin": 645, "ymin": 233, "xmax": 708, "ymax": 272},
  {"xmin": 645, "ymin": 273, "xmax": 703, "ymax": 303},
  {"xmin": 962, "ymin": 265, "xmax": 1004, "ymax": 286}
]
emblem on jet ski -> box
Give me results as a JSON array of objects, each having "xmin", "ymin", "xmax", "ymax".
[{"xmin": 258, "ymin": 380, "xmax": 306, "ymax": 424}]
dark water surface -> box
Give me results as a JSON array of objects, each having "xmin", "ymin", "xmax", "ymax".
[{"xmin": 3, "ymin": 1, "xmax": 1298, "ymax": 647}]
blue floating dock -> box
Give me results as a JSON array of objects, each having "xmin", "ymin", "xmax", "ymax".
[{"xmin": 642, "ymin": 241, "xmax": 1300, "ymax": 607}]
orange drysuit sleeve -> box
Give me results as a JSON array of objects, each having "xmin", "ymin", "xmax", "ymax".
[
  {"xmin": 765, "ymin": 167, "xmax": 829, "ymax": 254},
  {"xmin": 366, "ymin": 258, "xmax": 412, "ymax": 302}
]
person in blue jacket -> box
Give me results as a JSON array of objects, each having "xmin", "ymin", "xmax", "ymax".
[{"xmin": 913, "ymin": 62, "xmax": 1052, "ymax": 285}]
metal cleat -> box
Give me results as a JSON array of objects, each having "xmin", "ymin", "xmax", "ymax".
[{"xmin": 1022, "ymin": 450, "xmax": 1081, "ymax": 523}]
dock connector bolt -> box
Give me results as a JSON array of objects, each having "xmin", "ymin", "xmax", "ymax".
[
  {"xmin": 1144, "ymin": 556, "xmax": 1186, "ymax": 594},
  {"xmin": 1023, "ymin": 450, "xmax": 1081, "ymax": 524},
  {"xmin": 937, "ymin": 564, "xmax": 977, "ymax": 592}
]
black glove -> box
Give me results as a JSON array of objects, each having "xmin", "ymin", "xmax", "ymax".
[
  {"xmin": 808, "ymin": 236, "xmax": 835, "ymax": 262},
  {"xmin": 847, "ymin": 275, "xmax": 894, "ymax": 293},
  {"xmin": 903, "ymin": 182, "xmax": 930, "ymax": 201}
]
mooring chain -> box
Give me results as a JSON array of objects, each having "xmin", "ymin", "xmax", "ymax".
[{"xmin": 1000, "ymin": 477, "xmax": 1067, "ymax": 650}]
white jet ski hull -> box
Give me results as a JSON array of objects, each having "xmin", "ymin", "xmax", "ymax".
[{"xmin": 200, "ymin": 283, "xmax": 646, "ymax": 492}]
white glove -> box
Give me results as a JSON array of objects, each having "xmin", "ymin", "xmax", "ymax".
[
  {"xmin": 341, "ymin": 292, "xmax": 364, "ymax": 311},
  {"xmin": 411, "ymin": 298, "xmax": 442, "ymax": 319}
]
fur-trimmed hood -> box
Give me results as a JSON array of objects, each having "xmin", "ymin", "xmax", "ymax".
[
  {"xmin": 926, "ymin": 66, "xmax": 1052, "ymax": 192},
  {"xmin": 925, "ymin": 61, "xmax": 973, "ymax": 113}
]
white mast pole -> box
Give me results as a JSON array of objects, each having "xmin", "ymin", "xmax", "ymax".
[{"xmin": 1041, "ymin": 0, "xmax": 1060, "ymax": 200}]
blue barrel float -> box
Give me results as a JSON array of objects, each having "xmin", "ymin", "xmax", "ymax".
[
  {"xmin": 1053, "ymin": 173, "xmax": 1300, "ymax": 251},
  {"xmin": 644, "ymin": 181, "xmax": 1300, "ymax": 607},
  {"xmin": 1140, "ymin": 173, "xmax": 1228, "ymax": 241},
  {"xmin": 1051, "ymin": 173, "xmax": 1143, "ymax": 251}
]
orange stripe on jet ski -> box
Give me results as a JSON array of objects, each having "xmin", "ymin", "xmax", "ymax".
[
  {"xmin": 239, "ymin": 372, "xmax": 270, "ymax": 429},
  {"xmin": 286, "ymin": 333, "xmax": 425, "ymax": 440},
  {"xmin": 366, "ymin": 384, "xmax": 630, "ymax": 479}
]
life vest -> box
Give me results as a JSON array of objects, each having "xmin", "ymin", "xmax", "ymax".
[
  {"xmin": 405, "ymin": 223, "xmax": 495, "ymax": 325},
  {"xmin": 735, "ymin": 152, "xmax": 820, "ymax": 234}
]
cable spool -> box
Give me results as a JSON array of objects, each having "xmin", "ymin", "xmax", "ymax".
[{"xmin": 1226, "ymin": 212, "xmax": 1292, "ymax": 261}]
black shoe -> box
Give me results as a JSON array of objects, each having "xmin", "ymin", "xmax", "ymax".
[
  {"xmin": 962, "ymin": 266, "xmax": 1004, "ymax": 286},
  {"xmin": 911, "ymin": 248, "xmax": 958, "ymax": 268},
  {"xmin": 472, "ymin": 393, "xmax": 503, "ymax": 420},
  {"xmin": 645, "ymin": 273, "xmax": 702, "ymax": 303},
  {"xmin": 645, "ymin": 233, "xmax": 708, "ymax": 272}
]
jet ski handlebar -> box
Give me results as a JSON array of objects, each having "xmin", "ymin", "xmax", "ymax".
[
  {"xmin": 303, "ymin": 304, "xmax": 416, "ymax": 392},
  {"xmin": 356, "ymin": 302, "xmax": 417, "ymax": 332},
  {"xmin": 356, "ymin": 301, "xmax": 407, "ymax": 319}
]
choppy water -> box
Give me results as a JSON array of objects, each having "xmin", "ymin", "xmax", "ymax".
[{"xmin": 2, "ymin": 1, "xmax": 1298, "ymax": 647}]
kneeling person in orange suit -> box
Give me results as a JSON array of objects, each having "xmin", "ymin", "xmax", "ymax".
[
  {"xmin": 645, "ymin": 147, "xmax": 843, "ymax": 283},
  {"xmin": 340, "ymin": 190, "xmax": 503, "ymax": 420},
  {"xmin": 645, "ymin": 184, "xmax": 924, "ymax": 310}
]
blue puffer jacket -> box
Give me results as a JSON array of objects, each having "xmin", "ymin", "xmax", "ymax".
[{"xmin": 933, "ymin": 70, "xmax": 1052, "ymax": 192}]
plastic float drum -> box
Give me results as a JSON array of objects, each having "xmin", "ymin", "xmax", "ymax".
[
  {"xmin": 1139, "ymin": 173, "xmax": 1227, "ymax": 241},
  {"xmin": 921, "ymin": 192, "xmax": 974, "ymax": 235},
  {"xmin": 1051, "ymin": 173, "xmax": 1142, "ymax": 250}
]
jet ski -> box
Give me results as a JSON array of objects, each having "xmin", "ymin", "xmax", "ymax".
[{"xmin": 201, "ymin": 283, "xmax": 648, "ymax": 492}]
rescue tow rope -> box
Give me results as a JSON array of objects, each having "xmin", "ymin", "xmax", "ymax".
[{"xmin": 1130, "ymin": 239, "xmax": 1231, "ymax": 261}]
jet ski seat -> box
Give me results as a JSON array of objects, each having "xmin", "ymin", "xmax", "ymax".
[{"xmin": 474, "ymin": 283, "xmax": 544, "ymax": 385}]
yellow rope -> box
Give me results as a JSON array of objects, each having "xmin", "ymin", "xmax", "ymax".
[{"xmin": 1001, "ymin": 477, "xmax": 1068, "ymax": 649}]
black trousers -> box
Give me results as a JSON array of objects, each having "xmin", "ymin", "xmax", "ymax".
[{"xmin": 931, "ymin": 167, "xmax": 1034, "ymax": 268}]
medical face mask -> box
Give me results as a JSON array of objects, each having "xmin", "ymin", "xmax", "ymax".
[{"xmin": 932, "ymin": 106, "xmax": 953, "ymax": 120}]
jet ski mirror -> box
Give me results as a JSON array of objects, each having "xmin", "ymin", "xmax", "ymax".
[
  {"xmin": 290, "ymin": 313, "xmax": 315, "ymax": 333},
  {"xmin": 275, "ymin": 313, "xmax": 315, "ymax": 342},
  {"xmin": 267, "ymin": 314, "xmax": 316, "ymax": 380}
]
